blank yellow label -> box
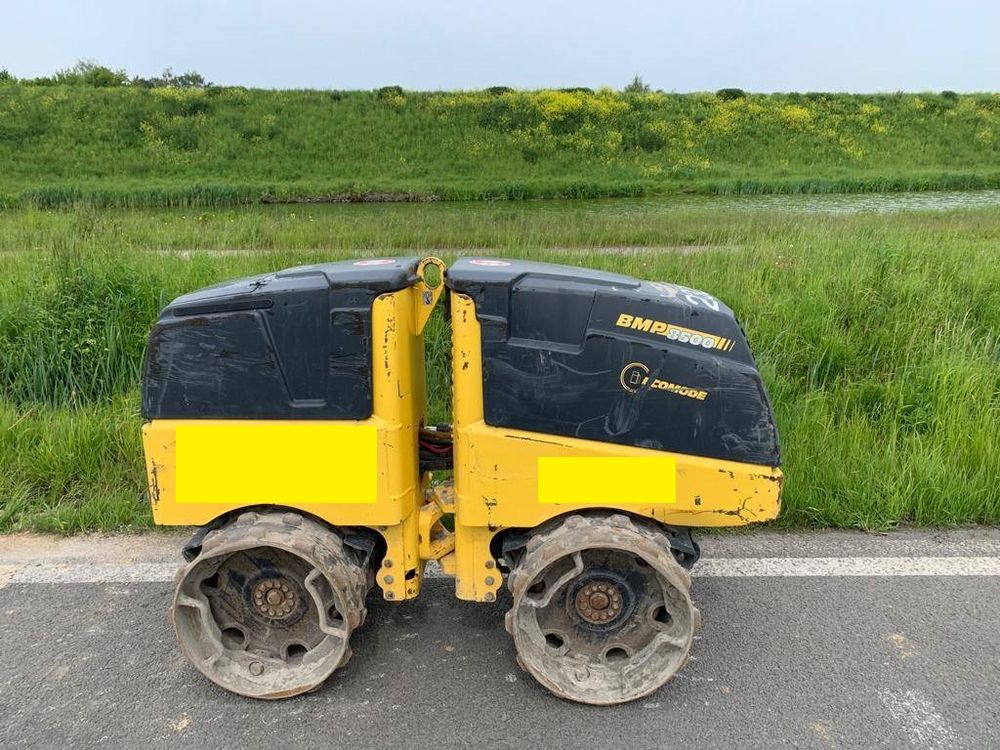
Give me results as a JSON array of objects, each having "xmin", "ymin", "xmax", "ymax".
[
  {"xmin": 175, "ymin": 422, "xmax": 377, "ymax": 505},
  {"xmin": 537, "ymin": 456, "xmax": 676, "ymax": 505}
]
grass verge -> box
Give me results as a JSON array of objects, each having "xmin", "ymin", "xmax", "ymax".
[{"xmin": 2, "ymin": 86, "xmax": 1000, "ymax": 205}]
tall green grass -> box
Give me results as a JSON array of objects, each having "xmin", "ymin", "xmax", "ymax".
[
  {"xmin": 1, "ymin": 85, "xmax": 1000, "ymax": 206},
  {"xmin": 0, "ymin": 204, "xmax": 998, "ymax": 531},
  {"xmin": 0, "ymin": 398, "xmax": 145, "ymax": 532}
]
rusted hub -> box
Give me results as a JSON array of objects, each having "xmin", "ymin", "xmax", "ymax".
[
  {"xmin": 253, "ymin": 579, "xmax": 298, "ymax": 619},
  {"xmin": 574, "ymin": 580, "xmax": 623, "ymax": 624}
]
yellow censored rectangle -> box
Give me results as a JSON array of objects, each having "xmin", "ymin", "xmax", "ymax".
[
  {"xmin": 537, "ymin": 456, "xmax": 676, "ymax": 505},
  {"xmin": 175, "ymin": 422, "xmax": 377, "ymax": 505}
]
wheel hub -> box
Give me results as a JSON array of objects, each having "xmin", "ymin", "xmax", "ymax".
[
  {"xmin": 574, "ymin": 580, "xmax": 624, "ymax": 625},
  {"xmin": 505, "ymin": 514, "xmax": 700, "ymax": 705},
  {"xmin": 253, "ymin": 578, "xmax": 298, "ymax": 619},
  {"xmin": 171, "ymin": 512, "xmax": 374, "ymax": 699}
]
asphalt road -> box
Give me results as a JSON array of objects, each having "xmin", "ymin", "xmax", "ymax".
[{"xmin": 2, "ymin": 529, "xmax": 999, "ymax": 750}]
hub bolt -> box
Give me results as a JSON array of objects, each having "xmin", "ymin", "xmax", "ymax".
[
  {"xmin": 574, "ymin": 581, "xmax": 624, "ymax": 625},
  {"xmin": 253, "ymin": 579, "xmax": 297, "ymax": 619}
]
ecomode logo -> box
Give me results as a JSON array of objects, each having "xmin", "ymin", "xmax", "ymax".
[
  {"xmin": 618, "ymin": 362, "xmax": 709, "ymax": 401},
  {"xmin": 619, "ymin": 362, "xmax": 651, "ymax": 393}
]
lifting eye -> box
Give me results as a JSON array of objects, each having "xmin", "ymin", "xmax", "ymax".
[
  {"xmin": 421, "ymin": 262, "xmax": 442, "ymax": 289},
  {"xmin": 413, "ymin": 256, "xmax": 446, "ymax": 334}
]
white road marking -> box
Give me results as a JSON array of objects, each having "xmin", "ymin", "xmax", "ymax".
[
  {"xmin": 694, "ymin": 556, "xmax": 1000, "ymax": 577},
  {"xmin": 879, "ymin": 689, "xmax": 967, "ymax": 750},
  {"xmin": 3, "ymin": 556, "xmax": 1000, "ymax": 587},
  {"xmin": 7, "ymin": 562, "xmax": 179, "ymax": 585}
]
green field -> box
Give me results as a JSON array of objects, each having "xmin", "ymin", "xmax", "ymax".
[
  {"xmin": 2, "ymin": 81, "xmax": 1000, "ymax": 206},
  {"xmin": 0, "ymin": 202, "xmax": 998, "ymax": 533}
]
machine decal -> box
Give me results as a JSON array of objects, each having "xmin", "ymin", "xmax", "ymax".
[
  {"xmin": 619, "ymin": 362, "xmax": 651, "ymax": 393},
  {"xmin": 175, "ymin": 422, "xmax": 378, "ymax": 505},
  {"xmin": 537, "ymin": 456, "xmax": 677, "ymax": 505},
  {"xmin": 650, "ymin": 281, "xmax": 723, "ymax": 311},
  {"xmin": 619, "ymin": 363, "xmax": 709, "ymax": 400},
  {"xmin": 615, "ymin": 313, "xmax": 735, "ymax": 352}
]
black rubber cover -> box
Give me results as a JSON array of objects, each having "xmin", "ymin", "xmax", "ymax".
[
  {"xmin": 142, "ymin": 258, "xmax": 422, "ymax": 420},
  {"xmin": 446, "ymin": 258, "xmax": 780, "ymax": 466}
]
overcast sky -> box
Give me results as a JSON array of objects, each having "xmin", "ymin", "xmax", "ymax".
[{"xmin": 2, "ymin": 0, "xmax": 997, "ymax": 92}]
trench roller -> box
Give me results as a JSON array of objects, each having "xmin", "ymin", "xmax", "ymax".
[{"xmin": 142, "ymin": 256, "xmax": 781, "ymax": 703}]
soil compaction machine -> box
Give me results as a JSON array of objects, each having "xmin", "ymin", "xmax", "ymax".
[{"xmin": 141, "ymin": 256, "xmax": 781, "ymax": 704}]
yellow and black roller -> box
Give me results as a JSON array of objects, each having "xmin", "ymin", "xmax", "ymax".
[{"xmin": 141, "ymin": 255, "xmax": 781, "ymax": 704}]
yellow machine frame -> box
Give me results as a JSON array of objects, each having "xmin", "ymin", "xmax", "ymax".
[
  {"xmin": 446, "ymin": 293, "xmax": 782, "ymax": 601},
  {"xmin": 143, "ymin": 258, "xmax": 781, "ymax": 605}
]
